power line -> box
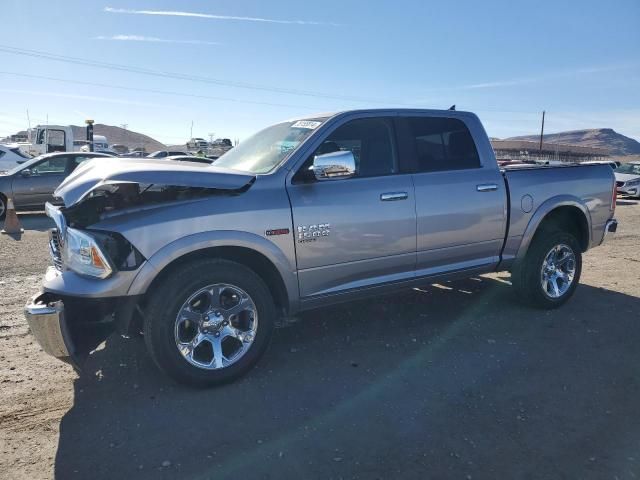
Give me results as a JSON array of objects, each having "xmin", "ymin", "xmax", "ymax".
[
  {"xmin": 0, "ymin": 70, "xmax": 322, "ymax": 111},
  {"xmin": 0, "ymin": 70, "xmax": 547, "ymax": 118},
  {"xmin": 0, "ymin": 44, "xmax": 409, "ymax": 105}
]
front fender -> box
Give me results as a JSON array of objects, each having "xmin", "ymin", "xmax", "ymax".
[
  {"xmin": 126, "ymin": 230, "xmax": 299, "ymax": 306},
  {"xmin": 515, "ymin": 195, "xmax": 592, "ymax": 260}
]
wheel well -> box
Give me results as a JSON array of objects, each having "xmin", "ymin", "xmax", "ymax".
[
  {"xmin": 535, "ymin": 206, "xmax": 589, "ymax": 251},
  {"xmin": 143, "ymin": 246, "xmax": 290, "ymax": 316}
]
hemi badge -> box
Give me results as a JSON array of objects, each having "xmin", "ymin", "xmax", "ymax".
[{"xmin": 266, "ymin": 228, "xmax": 290, "ymax": 236}]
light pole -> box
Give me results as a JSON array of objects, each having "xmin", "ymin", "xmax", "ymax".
[
  {"xmin": 85, "ymin": 119, "xmax": 94, "ymax": 152},
  {"xmin": 120, "ymin": 124, "xmax": 128, "ymax": 150}
]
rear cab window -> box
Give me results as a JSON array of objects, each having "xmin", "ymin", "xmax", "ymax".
[{"xmin": 396, "ymin": 116, "xmax": 481, "ymax": 173}]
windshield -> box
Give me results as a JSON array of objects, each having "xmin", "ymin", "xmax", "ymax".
[
  {"xmin": 616, "ymin": 163, "xmax": 640, "ymax": 175},
  {"xmin": 10, "ymin": 147, "xmax": 30, "ymax": 159},
  {"xmin": 214, "ymin": 118, "xmax": 327, "ymax": 173}
]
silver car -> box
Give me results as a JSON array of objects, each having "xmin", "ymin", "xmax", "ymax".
[{"xmin": 0, "ymin": 152, "xmax": 111, "ymax": 219}]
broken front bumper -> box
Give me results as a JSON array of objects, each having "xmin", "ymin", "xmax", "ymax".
[
  {"xmin": 24, "ymin": 292, "xmax": 80, "ymax": 369},
  {"xmin": 24, "ymin": 289, "xmax": 133, "ymax": 370}
]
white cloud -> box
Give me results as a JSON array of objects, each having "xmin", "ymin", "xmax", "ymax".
[
  {"xmin": 104, "ymin": 6, "xmax": 342, "ymax": 26},
  {"xmin": 95, "ymin": 35, "xmax": 220, "ymax": 45},
  {"xmin": 459, "ymin": 64, "xmax": 635, "ymax": 90},
  {"xmin": 0, "ymin": 88, "xmax": 159, "ymax": 107}
]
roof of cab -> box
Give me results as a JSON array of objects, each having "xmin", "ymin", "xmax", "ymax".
[{"xmin": 288, "ymin": 108, "xmax": 476, "ymax": 122}]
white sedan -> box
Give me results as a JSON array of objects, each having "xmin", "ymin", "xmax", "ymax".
[
  {"xmin": 0, "ymin": 143, "xmax": 32, "ymax": 171},
  {"xmin": 615, "ymin": 162, "xmax": 640, "ymax": 198}
]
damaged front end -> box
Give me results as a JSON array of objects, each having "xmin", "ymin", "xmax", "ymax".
[{"xmin": 26, "ymin": 159, "xmax": 256, "ymax": 369}]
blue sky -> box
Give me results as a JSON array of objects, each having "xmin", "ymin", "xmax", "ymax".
[{"xmin": 0, "ymin": 0, "xmax": 638, "ymax": 144}]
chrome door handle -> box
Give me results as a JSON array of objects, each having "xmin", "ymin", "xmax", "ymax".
[
  {"xmin": 477, "ymin": 184, "xmax": 498, "ymax": 192},
  {"xmin": 380, "ymin": 192, "xmax": 408, "ymax": 201}
]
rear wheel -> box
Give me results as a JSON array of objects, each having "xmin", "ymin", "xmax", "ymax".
[
  {"xmin": 511, "ymin": 229, "xmax": 582, "ymax": 308},
  {"xmin": 144, "ymin": 259, "xmax": 275, "ymax": 387}
]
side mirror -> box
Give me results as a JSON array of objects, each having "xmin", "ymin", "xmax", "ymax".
[
  {"xmin": 20, "ymin": 169, "xmax": 32, "ymax": 177},
  {"xmin": 312, "ymin": 151, "xmax": 356, "ymax": 181}
]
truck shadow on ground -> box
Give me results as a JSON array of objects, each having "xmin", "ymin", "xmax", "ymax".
[
  {"xmin": 54, "ymin": 277, "xmax": 640, "ymax": 479},
  {"xmin": 16, "ymin": 212, "xmax": 53, "ymax": 232}
]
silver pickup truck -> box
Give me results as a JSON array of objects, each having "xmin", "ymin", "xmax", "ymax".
[{"xmin": 24, "ymin": 109, "xmax": 618, "ymax": 386}]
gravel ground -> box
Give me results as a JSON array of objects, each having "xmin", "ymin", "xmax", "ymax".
[{"xmin": 1, "ymin": 202, "xmax": 639, "ymax": 480}]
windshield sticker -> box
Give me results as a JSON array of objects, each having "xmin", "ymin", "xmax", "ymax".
[
  {"xmin": 278, "ymin": 141, "xmax": 299, "ymax": 153},
  {"xmin": 291, "ymin": 120, "xmax": 322, "ymax": 130}
]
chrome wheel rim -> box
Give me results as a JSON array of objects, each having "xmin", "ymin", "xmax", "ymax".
[
  {"xmin": 174, "ymin": 283, "xmax": 258, "ymax": 370},
  {"xmin": 540, "ymin": 244, "xmax": 576, "ymax": 299},
  {"xmin": 0, "ymin": 198, "xmax": 5, "ymax": 218}
]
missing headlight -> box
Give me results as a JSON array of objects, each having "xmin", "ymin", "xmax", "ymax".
[{"xmin": 89, "ymin": 230, "xmax": 146, "ymax": 271}]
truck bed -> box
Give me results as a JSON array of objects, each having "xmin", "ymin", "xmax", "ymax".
[{"xmin": 500, "ymin": 162, "xmax": 616, "ymax": 266}]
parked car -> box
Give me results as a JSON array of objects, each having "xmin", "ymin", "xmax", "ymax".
[
  {"xmin": 0, "ymin": 143, "xmax": 32, "ymax": 170},
  {"xmin": 186, "ymin": 138, "xmax": 208, "ymax": 151},
  {"xmin": 165, "ymin": 155, "xmax": 214, "ymax": 164},
  {"xmin": 122, "ymin": 151, "xmax": 147, "ymax": 158},
  {"xmin": 111, "ymin": 144, "xmax": 129, "ymax": 155},
  {"xmin": 147, "ymin": 150, "xmax": 190, "ymax": 158},
  {"xmin": 25, "ymin": 109, "xmax": 617, "ymax": 387},
  {"xmin": 94, "ymin": 149, "xmax": 119, "ymax": 156},
  {"xmin": 0, "ymin": 152, "xmax": 111, "ymax": 219},
  {"xmin": 614, "ymin": 161, "xmax": 640, "ymax": 198}
]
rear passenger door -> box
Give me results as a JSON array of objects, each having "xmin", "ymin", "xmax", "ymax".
[
  {"xmin": 287, "ymin": 116, "xmax": 416, "ymax": 298},
  {"xmin": 396, "ymin": 115, "xmax": 506, "ymax": 276}
]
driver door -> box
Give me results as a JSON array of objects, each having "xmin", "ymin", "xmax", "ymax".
[
  {"xmin": 287, "ymin": 117, "xmax": 417, "ymax": 298},
  {"xmin": 12, "ymin": 155, "xmax": 70, "ymax": 207}
]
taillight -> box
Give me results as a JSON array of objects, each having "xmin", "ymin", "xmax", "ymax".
[{"xmin": 611, "ymin": 178, "xmax": 617, "ymax": 213}]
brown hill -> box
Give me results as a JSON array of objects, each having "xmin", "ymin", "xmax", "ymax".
[
  {"xmin": 508, "ymin": 129, "xmax": 640, "ymax": 156},
  {"xmin": 70, "ymin": 124, "xmax": 166, "ymax": 152}
]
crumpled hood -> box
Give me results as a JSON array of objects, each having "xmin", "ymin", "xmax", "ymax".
[
  {"xmin": 55, "ymin": 157, "xmax": 255, "ymax": 206},
  {"xmin": 615, "ymin": 172, "xmax": 640, "ymax": 183}
]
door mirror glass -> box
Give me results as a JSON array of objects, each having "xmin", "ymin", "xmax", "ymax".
[
  {"xmin": 20, "ymin": 168, "xmax": 32, "ymax": 177},
  {"xmin": 312, "ymin": 151, "xmax": 356, "ymax": 181}
]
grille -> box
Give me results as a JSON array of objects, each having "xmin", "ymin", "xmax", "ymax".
[
  {"xmin": 48, "ymin": 228, "xmax": 63, "ymax": 271},
  {"xmin": 616, "ymin": 181, "xmax": 625, "ymax": 187}
]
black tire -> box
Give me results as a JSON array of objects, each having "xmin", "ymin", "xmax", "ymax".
[
  {"xmin": 0, "ymin": 194, "xmax": 6, "ymax": 221},
  {"xmin": 144, "ymin": 258, "xmax": 276, "ymax": 387},
  {"xmin": 511, "ymin": 228, "xmax": 582, "ymax": 309}
]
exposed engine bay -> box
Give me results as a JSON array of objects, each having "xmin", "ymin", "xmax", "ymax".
[{"xmin": 62, "ymin": 181, "xmax": 252, "ymax": 228}]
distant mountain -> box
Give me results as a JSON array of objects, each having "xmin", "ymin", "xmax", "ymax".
[
  {"xmin": 507, "ymin": 128, "xmax": 640, "ymax": 156},
  {"xmin": 69, "ymin": 124, "xmax": 166, "ymax": 152}
]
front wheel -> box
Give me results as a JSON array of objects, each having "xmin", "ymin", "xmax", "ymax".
[
  {"xmin": 0, "ymin": 195, "xmax": 6, "ymax": 220},
  {"xmin": 511, "ymin": 229, "xmax": 582, "ymax": 309},
  {"xmin": 144, "ymin": 259, "xmax": 276, "ymax": 387}
]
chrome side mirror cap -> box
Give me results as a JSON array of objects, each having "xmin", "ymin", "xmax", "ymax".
[{"xmin": 312, "ymin": 151, "xmax": 356, "ymax": 181}]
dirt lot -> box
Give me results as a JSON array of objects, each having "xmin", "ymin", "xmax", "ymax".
[{"xmin": 1, "ymin": 202, "xmax": 639, "ymax": 479}]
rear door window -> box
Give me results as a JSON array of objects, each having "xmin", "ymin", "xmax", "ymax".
[
  {"xmin": 398, "ymin": 117, "xmax": 481, "ymax": 172},
  {"xmin": 68, "ymin": 155, "xmax": 100, "ymax": 173}
]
